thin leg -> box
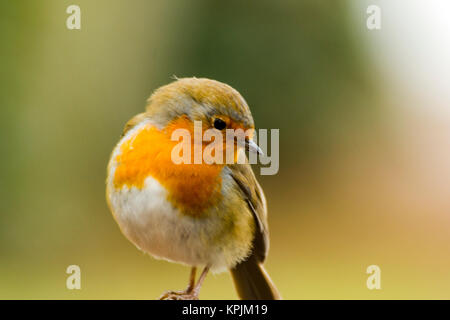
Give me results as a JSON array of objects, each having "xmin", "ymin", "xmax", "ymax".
[
  {"xmin": 159, "ymin": 266, "xmax": 210, "ymax": 300},
  {"xmin": 191, "ymin": 266, "xmax": 209, "ymax": 295},
  {"xmin": 186, "ymin": 267, "xmax": 197, "ymax": 292}
]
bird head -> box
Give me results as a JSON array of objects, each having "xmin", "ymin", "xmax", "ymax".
[{"xmin": 145, "ymin": 77, "xmax": 262, "ymax": 162}]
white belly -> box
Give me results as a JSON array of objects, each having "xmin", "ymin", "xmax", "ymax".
[{"xmin": 108, "ymin": 176, "xmax": 226, "ymax": 271}]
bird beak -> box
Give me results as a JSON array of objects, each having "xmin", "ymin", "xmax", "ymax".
[{"xmin": 244, "ymin": 138, "xmax": 264, "ymax": 155}]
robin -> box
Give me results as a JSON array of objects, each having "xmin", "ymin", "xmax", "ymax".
[{"xmin": 106, "ymin": 77, "xmax": 280, "ymax": 300}]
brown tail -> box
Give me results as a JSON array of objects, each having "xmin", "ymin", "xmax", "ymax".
[{"xmin": 230, "ymin": 255, "xmax": 281, "ymax": 300}]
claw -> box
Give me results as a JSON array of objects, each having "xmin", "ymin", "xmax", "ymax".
[
  {"xmin": 158, "ymin": 266, "xmax": 209, "ymax": 300},
  {"xmin": 159, "ymin": 290, "xmax": 199, "ymax": 300}
]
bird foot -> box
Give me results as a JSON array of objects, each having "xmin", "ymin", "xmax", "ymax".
[{"xmin": 159, "ymin": 289, "xmax": 199, "ymax": 300}]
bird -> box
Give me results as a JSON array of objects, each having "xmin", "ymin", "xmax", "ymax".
[{"xmin": 106, "ymin": 77, "xmax": 280, "ymax": 300}]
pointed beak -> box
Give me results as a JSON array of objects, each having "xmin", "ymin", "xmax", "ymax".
[{"xmin": 244, "ymin": 138, "xmax": 264, "ymax": 155}]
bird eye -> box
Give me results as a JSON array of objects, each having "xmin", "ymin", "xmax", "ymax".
[{"xmin": 213, "ymin": 118, "xmax": 227, "ymax": 130}]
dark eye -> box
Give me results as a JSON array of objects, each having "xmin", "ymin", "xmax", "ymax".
[{"xmin": 213, "ymin": 118, "xmax": 227, "ymax": 130}]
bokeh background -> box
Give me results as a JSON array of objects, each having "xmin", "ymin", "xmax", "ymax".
[{"xmin": 1, "ymin": 0, "xmax": 450, "ymax": 299}]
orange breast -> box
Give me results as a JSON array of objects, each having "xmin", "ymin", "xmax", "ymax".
[{"xmin": 113, "ymin": 117, "xmax": 224, "ymax": 216}]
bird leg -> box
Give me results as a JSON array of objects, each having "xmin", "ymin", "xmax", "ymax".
[{"xmin": 159, "ymin": 266, "xmax": 210, "ymax": 300}]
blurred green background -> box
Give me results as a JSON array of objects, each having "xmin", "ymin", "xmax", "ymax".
[{"xmin": 1, "ymin": 0, "xmax": 450, "ymax": 299}]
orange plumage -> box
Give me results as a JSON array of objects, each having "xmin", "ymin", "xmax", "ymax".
[{"xmin": 113, "ymin": 116, "xmax": 224, "ymax": 216}]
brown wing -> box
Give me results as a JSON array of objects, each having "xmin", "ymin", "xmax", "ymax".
[
  {"xmin": 228, "ymin": 163, "xmax": 280, "ymax": 299},
  {"xmin": 227, "ymin": 163, "xmax": 269, "ymax": 263},
  {"xmin": 121, "ymin": 112, "xmax": 148, "ymax": 136}
]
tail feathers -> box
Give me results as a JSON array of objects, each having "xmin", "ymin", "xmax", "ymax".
[{"xmin": 231, "ymin": 256, "xmax": 281, "ymax": 300}]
